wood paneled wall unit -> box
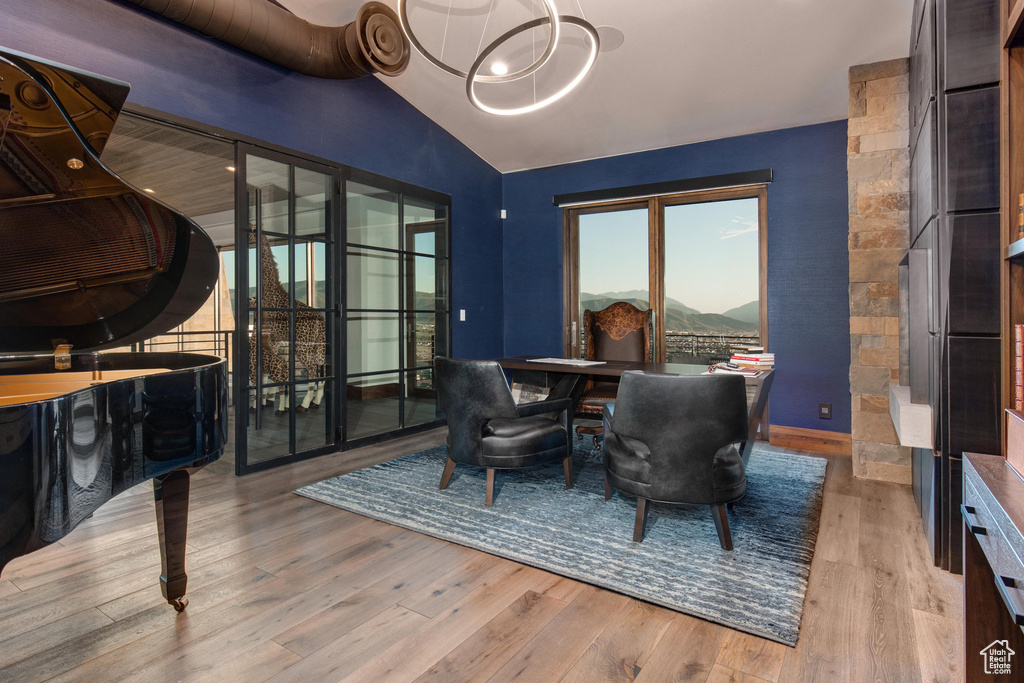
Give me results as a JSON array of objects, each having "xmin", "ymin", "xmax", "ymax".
[{"xmin": 908, "ymin": 0, "xmax": 1001, "ymax": 574}]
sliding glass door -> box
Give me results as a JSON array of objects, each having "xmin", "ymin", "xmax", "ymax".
[
  {"xmin": 345, "ymin": 178, "xmax": 449, "ymax": 443},
  {"xmin": 104, "ymin": 112, "xmax": 452, "ymax": 475},
  {"xmin": 236, "ymin": 147, "xmax": 339, "ymax": 473}
]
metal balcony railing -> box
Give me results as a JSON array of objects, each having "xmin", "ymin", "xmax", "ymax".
[
  {"xmin": 133, "ymin": 330, "xmax": 234, "ymax": 366},
  {"xmin": 664, "ymin": 331, "xmax": 760, "ymax": 364}
]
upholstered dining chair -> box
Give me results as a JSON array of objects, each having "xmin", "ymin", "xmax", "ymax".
[
  {"xmin": 576, "ymin": 301, "xmax": 654, "ymax": 447},
  {"xmin": 602, "ymin": 371, "xmax": 749, "ymax": 550},
  {"xmin": 434, "ymin": 356, "xmax": 575, "ymax": 506}
]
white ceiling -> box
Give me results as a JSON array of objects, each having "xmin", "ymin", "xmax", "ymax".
[{"xmin": 278, "ymin": 0, "xmax": 914, "ymax": 173}]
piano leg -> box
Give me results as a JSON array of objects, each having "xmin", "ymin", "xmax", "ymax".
[{"xmin": 154, "ymin": 469, "xmax": 191, "ymax": 612}]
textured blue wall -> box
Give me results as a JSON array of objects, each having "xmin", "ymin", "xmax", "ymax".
[
  {"xmin": 502, "ymin": 122, "xmax": 852, "ymax": 433},
  {"xmin": 0, "ymin": 0, "xmax": 504, "ymax": 359},
  {"xmin": 0, "ymin": 1, "xmax": 852, "ymax": 431}
]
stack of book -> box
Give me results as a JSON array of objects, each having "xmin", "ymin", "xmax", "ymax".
[
  {"xmin": 729, "ymin": 344, "xmax": 764, "ymax": 354},
  {"xmin": 730, "ymin": 351, "xmax": 775, "ymax": 369},
  {"xmin": 706, "ymin": 362, "xmax": 764, "ymax": 377},
  {"xmin": 1016, "ymin": 325, "xmax": 1024, "ymax": 411}
]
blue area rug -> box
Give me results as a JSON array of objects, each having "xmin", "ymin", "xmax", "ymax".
[{"xmin": 295, "ymin": 442, "xmax": 827, "ymax": 646}]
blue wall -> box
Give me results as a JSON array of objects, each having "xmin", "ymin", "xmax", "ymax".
[
  {"xmin": 0, "ymin": 1, "xmax": 852, "ymax": 432},
  {"xmin": 502, "ymin": 122, "xmax": 852, "ymax": 433},
  {"xmin": 0, "ymin": 0, "xmax": 504, "ymax": 359}
]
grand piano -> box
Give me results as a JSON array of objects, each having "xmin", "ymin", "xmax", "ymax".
[{"xmin": 0, "ymin": 48, "xmax": 227, "ymax": 611}]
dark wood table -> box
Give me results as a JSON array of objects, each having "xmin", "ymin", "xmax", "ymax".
[{"xmin": 496, "ymin": 355, "xmax": 773, "ymax": 462}]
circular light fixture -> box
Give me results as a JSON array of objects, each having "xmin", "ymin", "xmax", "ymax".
[
  {"xmin": 467, "ymin": 15, "xmax": 599, "ymax": 116},
  {"xmin": 66, "ymin": 158, "xmax": 84, "ymax": 170},
  {"xmin": 490, "ymin": 61, "xmax": 509, "ymax": 76},
  {"xmin": 397, "ymin": 0, "xmax": 560, "ymax": 84}
]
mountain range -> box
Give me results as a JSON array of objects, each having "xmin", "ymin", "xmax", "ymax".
[{"xmin": 581, "ymin": 290, "xmax": 758, "ymax": 334}]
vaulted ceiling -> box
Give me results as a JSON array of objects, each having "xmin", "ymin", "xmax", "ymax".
[{"xmin": 271, "ymin": 1, "xmax": 911, "ymax": 172}]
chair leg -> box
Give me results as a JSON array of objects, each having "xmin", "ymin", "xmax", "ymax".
[
  {"xmin": 727, "ymin": 501, "xmax": 735, "ymax": 511},
  {"xmin": 633, "ymin": 497, "xmax": 649, "ymax": 542},
  {"xmin": 485, "ymin": 468, "xmax": 495, "ymax": 507},
  {"xmin": 604, "ymin": 473, "xmax": 611, "ymax": 500},
  {"xmin": 439, "ymin": 457, "xmax": 457, "ymax": 490},
  {"xmin": 562, "ymin": 456, "xmax": 573, "ymax": 489},
  {"xmin": 711, "ymin": 504, "xmax": 733, "ymax": 551}
]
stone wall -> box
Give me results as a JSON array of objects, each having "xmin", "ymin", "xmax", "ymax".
[{"xmin": 847, "ymin": 58, "xmax": 912, "ymax": 484}]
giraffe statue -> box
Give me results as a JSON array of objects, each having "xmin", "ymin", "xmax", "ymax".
[
  {"xmin": 249, "ymin": 231, "xmax": 327, "ymax": 412},
  {"xmin": 247, "ymin": 300, "xmax": 289, "ymax": 413}
]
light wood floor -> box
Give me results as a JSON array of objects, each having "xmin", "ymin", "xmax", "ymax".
[{"xmin": 0, "ymin": 430, "xmax": 963, "ymax": 682}]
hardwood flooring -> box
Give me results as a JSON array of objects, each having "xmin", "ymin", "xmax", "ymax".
[{"xmin": 0, "ymin": 431, "xmax": 963, "ymax": 682}]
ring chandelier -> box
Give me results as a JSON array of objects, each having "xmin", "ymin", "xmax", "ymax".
[{"xmin": 396, "ymin": 0, "xmax": 600, "ymax": 116}]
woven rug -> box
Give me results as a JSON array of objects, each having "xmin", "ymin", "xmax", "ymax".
[{"xmin": 295, "ymin": 442, "xmax": 827, "ymax": 646}]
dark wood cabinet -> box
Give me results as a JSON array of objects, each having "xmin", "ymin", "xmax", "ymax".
[
  {"xmin": 906, "ymin": 0, "xmax": 1001, "ymax": 573},
  {"xmin": 948, "ymin": 337, "xmax": 1001, "ymax": 458},
  {"xmin": 942, "ymin": 0, "xmax": 1000, "ymax": 89},
  {"xmin": 911, "ymin": 0, "xmax": 936, "ymax": 157},
  {"xmin": 949, "ymin": 213, "xmax": 1001, "ymax": 335},
  {"xmin": 944, "ymin": 87, "xmax": 1000, "ymax": 213},
  {"xmin": 913, "ymin": 446, "xmax": 941, "ymax": 565},
  {"xmin": 911, "ymin": 104, "xmax": 937, "ymax": 243}
]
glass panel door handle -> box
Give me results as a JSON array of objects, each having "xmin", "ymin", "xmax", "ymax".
[{"xmin": 253, "ymin": 187, "xmax": 264, "ymax": 431}]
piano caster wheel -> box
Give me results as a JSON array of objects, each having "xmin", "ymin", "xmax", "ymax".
[{"xmin": 170, "ymin": 597, "xmax": 188, "ymax": 612}]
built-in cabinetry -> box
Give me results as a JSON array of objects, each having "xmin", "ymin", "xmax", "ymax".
[
  {"xmin": 905, "ymin": 0, "xmax": 1001, "ymax": 574},
  {"xmin": 1004, "ymin": 4, "xmax": 1024, "ymax": 444},
  {"xmin": 962, "ymin": 452, "xmax": 1024, "ymax": 681}
]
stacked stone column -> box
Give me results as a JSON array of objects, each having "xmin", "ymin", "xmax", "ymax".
[{"xmin": 847, "ymin": 58, "xmax": 912, "ymax": 483}]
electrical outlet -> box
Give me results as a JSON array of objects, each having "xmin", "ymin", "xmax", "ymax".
[{"xmin": 818, "ymin": 402, "xmax": 832, "ymax": 420}]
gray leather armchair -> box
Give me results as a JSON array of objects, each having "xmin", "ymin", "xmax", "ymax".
[
  {"xmin": 434, "ymin": 357, "xmax": 574, "ymax": 506},
  {"xmin": 602, "ymin": 371, "xmax": 749, "ymax": 550}
]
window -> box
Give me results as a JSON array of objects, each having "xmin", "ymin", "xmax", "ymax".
[{"xmin": 564, "ymin": 186, "xmax": 766, "ymax": 363}]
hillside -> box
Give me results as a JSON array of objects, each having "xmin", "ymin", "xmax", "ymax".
[
  {"xmin": 581, "ymin": 291, "xmax": 758, "ymax": 334},
  {"xmin": 721, "ymin": 300, "xmax": 759, "ymax": 325}
]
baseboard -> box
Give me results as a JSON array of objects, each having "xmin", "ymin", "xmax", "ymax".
[
  {"xmin": 347, "ymin": 382, "xmax": 400, "ymax": 401},
  {"xmin": 769, "ymin": 425, "xmax": 852, "ymax": 456}
]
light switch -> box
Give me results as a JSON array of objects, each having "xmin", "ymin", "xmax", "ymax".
[{"xmin": 459, "ymin": 309, "xmax": 466, "ymax": 321}]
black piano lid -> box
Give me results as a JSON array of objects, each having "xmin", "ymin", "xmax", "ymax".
[{"xmin": 0, "ymin": 47, "xmax": 219, "ymax": 354}]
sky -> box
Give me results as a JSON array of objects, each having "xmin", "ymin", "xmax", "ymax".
[{"xmin": 578, "ymin": 197, "xmax": 759, "ymax": 314}]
